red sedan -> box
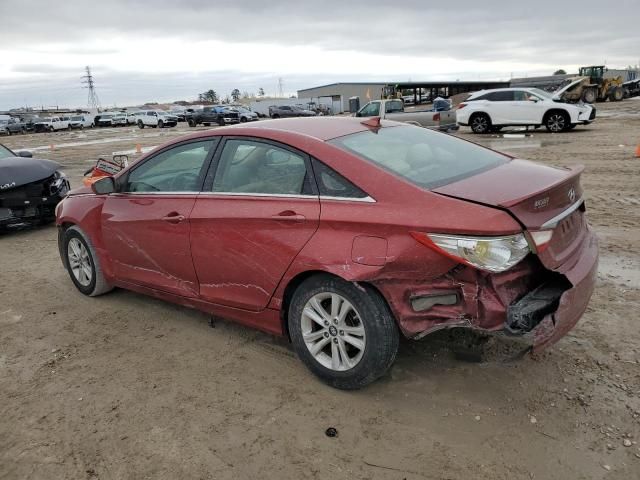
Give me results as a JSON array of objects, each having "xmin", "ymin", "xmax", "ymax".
[{"xmin": 56, "ymin": 117, "xmax": 598, "ymax": 389}]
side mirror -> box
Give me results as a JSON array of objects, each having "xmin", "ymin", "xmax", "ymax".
[
  {"xmin": 18, "ymin": 150, "xmax": 33, "ymax": 158},
  {"xmin": 92, "ymin": 176, "xmax": 116, "ymax": 195},
  {"xmin": 112, "ymin": 154, "xmax": 129, "ymax": 168}
]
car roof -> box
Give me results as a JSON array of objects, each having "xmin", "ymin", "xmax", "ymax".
[
  {"xmin": 219, "ymin": 116, "xmax": 386, "ymax": 141},
  {"xmin": 469, "ymin": 87, "xmax": 536, "ymax": 97}
]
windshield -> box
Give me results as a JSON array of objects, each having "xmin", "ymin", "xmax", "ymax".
[
  {"xmin": 101, "ymin": 114, "xmax": 113, "ymax": 119},
  {"xmin": 530, "ymin": 88, "xmax": 552, "ymax": 99},
  {"xmin": 41, "ymin": 118, "xmax": 52, "ymax": 122},
  {"xmin": 0, "ymin": 144, "xmax": 15, "ymax": 159},
  {"xmin": 329, "ymin": 125, "xmax": 508, "ymax": 189}
]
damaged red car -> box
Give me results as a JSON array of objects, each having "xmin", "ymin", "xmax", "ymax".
[{"xmin": 55, "ymin": 117, "xmax": 598, "ymax": 389}]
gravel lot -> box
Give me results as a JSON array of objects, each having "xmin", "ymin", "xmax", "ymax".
[{"xmin": 1, "ymin": 102, "xmax": 639, "ymax": 479}]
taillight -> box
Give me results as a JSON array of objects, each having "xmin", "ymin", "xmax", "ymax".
[
  {"xmin": 457, "ymin": 103, "xmax": 467, "ymax": 109},
  {"xmin": 433, "ymin": 113, "xmax": 440, "ymax": 121},
  {"xmin": 527, "ymin": 230, "xmax": 554, "ymax": 253}
]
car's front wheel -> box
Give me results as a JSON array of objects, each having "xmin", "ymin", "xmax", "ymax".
[
  {"xmin": 137, "ymin": 120, "xmax": 144, "ymax": 129},
  {"xmin": 288, "ymin": 275, "xmax": 399, "ymax": 390},
  {"xmin": 63, "ymin": 226, "xmax": 113, "ymax": 297},
  {"xmin": 544, "ymin": 111, "xmax": 569, "ymax": 132},
  {"xmin": 469, "ymin": 113, "xmax": 491, "ymax": 134},
  {"xmin": 157, "ymin": 120, "xmax": 164, "ymax": 129}
]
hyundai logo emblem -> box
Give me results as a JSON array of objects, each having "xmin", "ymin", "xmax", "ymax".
[{"xmin": 567, "ymin": 187, "xmax": 576, "ymax": 202}]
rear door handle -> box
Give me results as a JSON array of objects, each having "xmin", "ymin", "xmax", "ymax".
[
  {"xmin": 161, "ymin": 212, "xmax": 186, "ymax": 224},
  {"xmin": 271, "ymin": 210, "xmax": 306, "ymax": 223}
]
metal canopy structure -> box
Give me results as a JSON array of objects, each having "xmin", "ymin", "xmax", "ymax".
[{"xmin": 390, "ymin": 80, "xmax": 510, "ymax": 101}]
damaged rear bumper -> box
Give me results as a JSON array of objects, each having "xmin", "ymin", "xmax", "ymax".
[{"xmin": 375, "ymin": 228, "xmax": 598, "ymax": 350}]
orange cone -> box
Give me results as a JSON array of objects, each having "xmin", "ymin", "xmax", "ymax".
[
  {"xmin": 49, "ymin": 144, "xmax": 55, "ymax": 151},
  {"xmin": 135, "ymin": 144, "xmax": 142, "ymax": 154},
  {"xmin": 635, "ymin": 144, "xmax": 640, "ymax": 158}
]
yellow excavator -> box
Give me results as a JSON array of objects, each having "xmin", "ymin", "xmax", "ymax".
[{"xmin": 558, "ymin": 66, "xmax": 625, "ymax": 103}]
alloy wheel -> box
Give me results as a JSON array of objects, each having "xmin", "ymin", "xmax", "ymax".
[
  {"xmin": 471, "ymin": 115, "xmax": 488, "ymax": 133},
  {"xmin": 301, "ymin": 292, "xmax": 366, "ymax": 371},
  {"xmin": 548, "ymin": 114, "xmax": 565, "ymax": 132},
  {"xmin": 67, "ymin": 238, "xmax": 92, "ymax": 286}
]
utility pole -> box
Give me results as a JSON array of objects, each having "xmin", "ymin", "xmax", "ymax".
[
  {"xmin": 81, "ymin": 66, "xmax": 101, "ymax": 110},
  {"xmin": 277, "ymin": 77, "xmax": 284, "ymax": 98}
]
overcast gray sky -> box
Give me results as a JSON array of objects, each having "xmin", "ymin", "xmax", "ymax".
[{"xmin": 0, "ymin": 0, "xmax": 638, "ymax": 109}]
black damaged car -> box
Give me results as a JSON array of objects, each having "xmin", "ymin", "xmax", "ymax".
[{"xmin": 0, "ymin": 143, "xmax": 70, "ymax": 230}]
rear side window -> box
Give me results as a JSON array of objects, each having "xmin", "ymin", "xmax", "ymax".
[
  {"xmin": 487, "ymin": 91, "xmax": 514, "ymax": 101},
  {"xmin": 329, "ymin": 125, "xmax": 507, "ymax": 189},
  {"xmin": 311, "ymin": 158, "xmax": 368, "ymax": 199},
  {"xmin": 212, "ymin": 139, "xmax": 313, "ymax": 195}
]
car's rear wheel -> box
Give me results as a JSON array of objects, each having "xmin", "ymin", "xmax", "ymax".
[
  {"xmin": 469, "ymin": 113, "xmax": 491, "ymax": 134},
  {"xmin": 544, "ymin": 111, "xmax": 569, "ymax": 132},
  {"xmin": 272, "ymin": 114, "xmax": 280, "ymax": 119},
  {"xmin": 137, "ymin": 120, "xmax": 144, "ymax": 129},
  {"xmin": 240, "ymin": 117, "xmax": 247, "ymax": 123},
  {"xmin": 288, "ymin": 275, "xmax": 399, "ymax": 390},
  {"xmin": 63, "ymin": 226, "xmax": 113, "ymax": 297},
  {"xmin": 188, "ymin": 119, "xmax": 196, "ymax": 127}
]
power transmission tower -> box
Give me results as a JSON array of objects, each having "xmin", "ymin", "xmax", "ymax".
[
  {"xmin": 81, "ymin": 66, "xmax": 101, "ymax": 110},
  {"xmin": 277, "ymin": 77, "xmax": 284, "ymax": 98}
]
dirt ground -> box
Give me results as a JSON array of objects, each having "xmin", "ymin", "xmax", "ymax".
[{"xmin": 1, "ymin": 102, "xmax": 639, "ymax": 480}]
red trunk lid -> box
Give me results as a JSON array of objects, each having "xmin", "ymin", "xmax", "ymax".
[{"xmin": 434, "ymin": 159, "xmax": 587, "ymax": 270}]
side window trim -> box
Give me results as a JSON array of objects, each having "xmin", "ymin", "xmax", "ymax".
[
  {"xmin": 117, "ymin": 138, "xmax": 220, "ymax": 194},
  {"xmin": 202, "ymin": 136, "xmax": 318, "ymax": 197}
]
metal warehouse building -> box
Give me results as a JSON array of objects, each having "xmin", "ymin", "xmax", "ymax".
[
  {"xmin": 297, "ymin": 83, "xmax": 387, "ymax": 114},
  {"xmin": 297, "ymin": 80, "xmax": 510, "ymax": 113}
]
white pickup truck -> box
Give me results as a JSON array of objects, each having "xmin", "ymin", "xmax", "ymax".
[
  {"xmin": 34, "ymin": 116, "xmax": 70, "ymax": 132},
  {"xmin": 355, "ymin": 99, "xmax": 458, "ymax": 131}
]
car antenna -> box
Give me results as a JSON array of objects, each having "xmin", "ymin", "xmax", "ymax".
[{"xmin": 360, "ymin": 116, "xmax": 382, "ymax": 129}]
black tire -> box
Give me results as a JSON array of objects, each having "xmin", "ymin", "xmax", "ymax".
[
  {"xmin": 218, "ymin": 119, "xmax": 225, "ymax": 126},
  {"xmin": 544, "ymin": 110, "xmax": 569, "ymax": 133},
  {"xmin": 582, "ymin": 88, "xmax": 596, "ymax": 103},
  {"xmin": 137, "ymin": 120, "xmax": 145, "ymax": 129},
  {"xmin": 5, "ymin": 129, "xmax": 11, "ymax": 136},
  {"xmin": 188, "ymin": 119, "xmax": 196, "ymax": 127},
  {"xmin": 62, "ymin": 226, "xmax": 113, "ymax": 297},
  {"xmin": 240, "ymin": 117, "xmax": 247, "ymax": 123},
  {"xmin": 288, "ymin": 274, "xmax": 399, "ymax": 390},
  {"xmin": 272, "ymin": 114, "xmax": 280, "ymax": 119},
  {"xmin": 469, "ymin": 112, "xmax": 491, "ymax": 134},
  {"xmin": 157, "ymin": 120, "xmax": 164, "ymax": 129},
  {"xmin": 203, "ymin": 122, "xmax": 210, "ymax": 126},
  {"xmin": 609, "ymin": 86, "xmax": 624, "ymax": 102}
]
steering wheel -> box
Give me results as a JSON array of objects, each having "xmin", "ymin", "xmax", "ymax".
[{"xmin": 170, "ymin": 172, "xmax": 199, "ymax": 191}]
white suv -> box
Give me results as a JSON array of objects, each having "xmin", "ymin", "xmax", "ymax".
[
  {"xmin": 457, "ymin": 88, "xmax": 595, "ymax": 133},
  {"xmin": 136, "ymin": 110, "xmax": 178, "ymax": 129}
]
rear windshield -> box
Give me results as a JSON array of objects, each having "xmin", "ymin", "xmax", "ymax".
[{"xmin": 329, "ymin": 125, "xmax": 508, "ymax": 189}]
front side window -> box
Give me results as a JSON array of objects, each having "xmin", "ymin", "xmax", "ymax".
[
  {"xmin": 329, "ymin": 125, "xmax": 507, "ymax": 189},
  {"xmin": 124, "ymin": 140, "xmax": 216, "ymax": 192},
  {"xmin": 359, "ymin": 102, "xmax": 381, "ymax": 116},
  {"xmin": 212, "ymin": 139, "xmax": 311, "ymax": 195}
]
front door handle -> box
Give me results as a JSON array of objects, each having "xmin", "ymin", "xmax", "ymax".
[
  {"xmin": 271, "ymin": 210, "xmax": 306, "ymax": 223},
  {"xmin": 162, "ymin": 212, "xmax": 186, "ymax": 224}
]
